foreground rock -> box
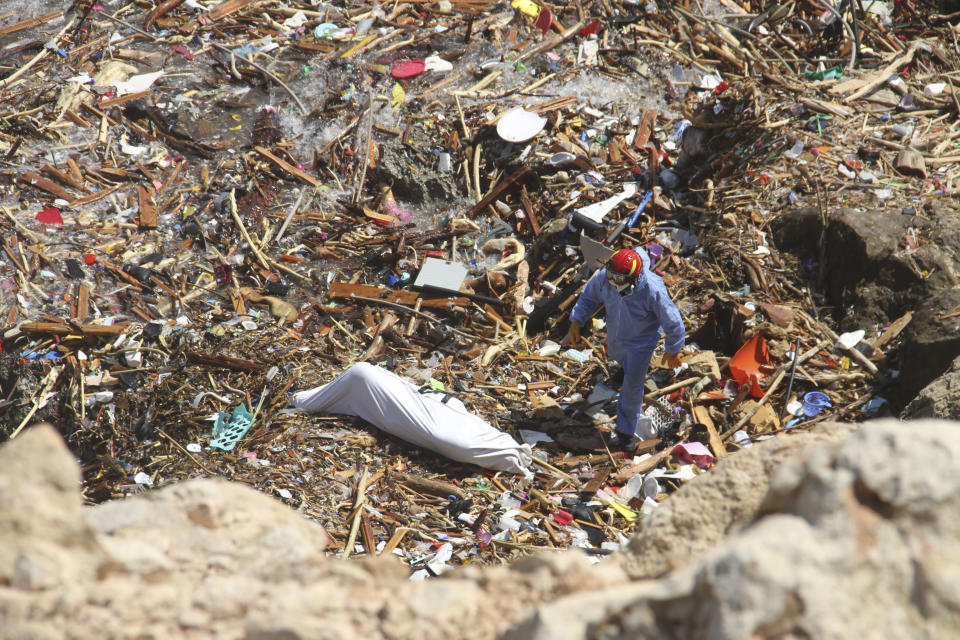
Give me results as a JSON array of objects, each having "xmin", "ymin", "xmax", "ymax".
[
  {"xmin": 622, "ymin": 422, "xmax": 857, "ymax": 579},
  {"xmin": 0, "ymin": 426, "xmax": 625, "ymax": 640},
  {"xmin": 4, "ymin": 421, "xmax": 960, "ymax": 639},
  {"xmin": 512, "ymin": 419, "xmax": 960, "ymax": 639}
]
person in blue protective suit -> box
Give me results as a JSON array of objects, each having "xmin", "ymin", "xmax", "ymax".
[{"xmin": 567, "ymin": 248, "xmax": 685, "ymax": 451}]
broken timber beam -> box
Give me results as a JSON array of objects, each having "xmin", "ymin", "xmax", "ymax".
[
  {"xmin": 466, "ymin": 166, "xmax": 535, "ymax": 218},
  {"xmin": 327, "ymin": 282, "xmax": 470, "ymax": 309},
  {"xmin": 187, "ymin": 351, "xmax": 264, "ymax": 372},
  {"xmin": 254, "ymin": 146, "xmax": 319, "ymax": 186}
]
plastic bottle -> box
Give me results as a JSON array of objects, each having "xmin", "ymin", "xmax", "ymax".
[{"xmin": 438, "ymin": 152, "xmax": 452, "ymax": 172}]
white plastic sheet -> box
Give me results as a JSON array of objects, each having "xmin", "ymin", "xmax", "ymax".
[
  {"xmin": 574, "ymin": 182, "xmax": 636, "ymax": 223},
  {"xmin": 292, "ymin": 363, "xmax": 533, "ymax": 475}
]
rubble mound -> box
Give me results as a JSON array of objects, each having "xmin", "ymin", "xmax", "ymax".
[
  {"xmin": 771, "ymin": 202, "xmax": 960, "ymax": 404},
  {"xmin": 7, "ymin": 421, "xmax": 960, "ymax": 639}
]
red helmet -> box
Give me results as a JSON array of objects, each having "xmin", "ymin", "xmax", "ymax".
[{"xmin": 609, "ymin": 249, "xmax": 642, "ymax": 277}]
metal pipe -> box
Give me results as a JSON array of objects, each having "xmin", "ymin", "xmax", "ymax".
[{"xmin": 780, "ymin": 338, "xmax": 801, "ymax": 421}]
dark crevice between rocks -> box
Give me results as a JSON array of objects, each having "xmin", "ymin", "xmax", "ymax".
[
  {"xmin": 771, "ymin": 204, "xmax": 960, "ymax": 410},
  {"xmin": 851, "ymin": 478, "xmax": 897, "ymax": 520}
]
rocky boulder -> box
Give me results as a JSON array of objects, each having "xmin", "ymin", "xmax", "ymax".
[
  {"xmin": 771, "ymin": 203, "xmax": 960, "ymax": 407},
  {"xmin": 0, "ymin": 426, "xmax": 626, "ymax": 640},
  {"xmin": 896, "ymin": 288, "xmax": 960, "ymax": 405},
  {"xmin": 771, "ymin": 207, "xmax": 927, "ymax": 329},
  {"xmin": 5, "ymin": 420, "xmax": 960, "ymax": 640},
  {"xmin": 508, "ymin": 419, "xmax": 960, "ymax": 639},
  {"xmin": 622, "ymin": 422, "xmax": 857, "ymax": 579},
  {"xmin": 901, "ymin": 354, "xmax": 960, "ymax": 419}
]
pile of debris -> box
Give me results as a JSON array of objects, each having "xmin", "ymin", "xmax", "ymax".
[{"xmin": 2, "ymin": 0, "xmax": 960, "ymax": 569}]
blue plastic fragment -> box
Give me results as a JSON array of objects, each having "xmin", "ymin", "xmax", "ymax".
[
  {"xmin": 314, "ymin": 23, "xmax": 338, "ymax": 38},
  {"xmin": 209, "ymin": 404, "xmax": 255, "ymax": 451}
]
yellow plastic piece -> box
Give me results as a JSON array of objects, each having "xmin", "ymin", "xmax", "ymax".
[
  {"xmin": 511, "ymin": 0, "xmax": 540, "ymax": 17},
  {"xmin": 391, "ymin": 82, "xmax": 406, "ymax": 110},
  {"xmin": 606, "ymin": 497, "xmax": 639, "ymax": 522},
  {"xmin": 341, "ymin": 34, "xmax": 377, "ymax": 59}
]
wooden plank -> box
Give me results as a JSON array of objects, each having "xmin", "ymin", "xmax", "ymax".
[
  {"xmin": 21, "ymin": 321, "xmax": 129, "ymax": 336},
  {"xmin": 293, "ymin": 40, "xmax": 337, "ymax": 53},
  {"xmin": 137, "ymin": 184, "xmax": 158, "ymax": 229},
  {"xmin": 144, "ymin": 0, "xmax": 184, "ymax": 29},
  {"xmin": 465, "ymin": 166, "xmax": 534, "ymax": 218},
  {"xmin": 363, "ymin": 207, "xmax": 398, "ymax": 226},
  {"xmin": 66, "ymin": 158, "xmax": 84, "ymax": 185},
  {"xmin": 391, "ymin": 471, "xmax": 466, "ymax": 498},
  {"xmin": 380, "ymin": 527, "xmax": 409, "ymax": 556},
  {"xmin": 0, "ymin": 11, "xmax": 61, "ymax": 36},
  {"xmin": 634, "ymin": 109, "xmax": 657, "ymax": 149},
  {"xmin": 612, "ymin": 449, "xmax": 671, "ymax": 484},
  {"xmin": 556, "ymin": 439, "xmax": 660, "ymax": 467},
  {"xmin": 870, "ymin": 310, "xmax": 913, "ymax": 352},
  {"xmin": 19, "ymin": 172, "xmax": 74, "ymax": 201},
  {"xmin": 186, "ymin": 351, "xmax": 264, "ymax": 372},
  {"xmin": 63, "ymin": 109, "xmax": 92, "ymax": 128},
  {"xmin": 482, "ymin": 303, "xmax": 511, "ymax": 331},
  {"xmin": 75, "ymin": 285, "xmax": 89, "ymax": 322},
  {"xmin": 843, "ymin": 43, "xmax": 920, "ymax": 104},
  {"xmin": 206, "ymin": 0, "xmax": 258, "ymax": 22},
  {"xmin": 520, "ymin": 185, "xmax": 541, "ymax": 236},
  {"xmin": 327, "ymin": 281, "xmax": 469, "ymax": 309},
  {"xmin": 693, "ymin": 405, "xmax": 727, "ymax": 458},
  {"xmin": 99, "ymin": 90, "xmax": 150, "ymax": 109},
  {"xmin": 360, "ymin": 512, "xmax": 376, "ymax": 557},
  {"xmin": 608, "ymin": 139, "xmax": 622, "ymax": 164},
  {"xmin": 581, "ymin": 465, "xmax": 611, "ymax": 496},
  {"xmin": 328, "ymin": 281, "xmax": 419, "ymax": 305},
  {"xmin": 100, "ymin": 261, "xmax": 149, "ymax": 292},
  {"xmin": 40, "ymin": 164, "xmax": 90, "ymax": 194},
  {"xmin": 254, "ymin": 145, "xmax": 319, "ymax": 186},
  {"xmin": 68, "ymin": 184, "xmax": 121, "ymax": 208},
  {"xmin": 716, "ymin": 0, "xmax": 748, "ymax": 13},
  {"xmin": 3, "ymin": 241, "xmax": 27, "ymax": 273},
  {"xmin": 524, "ymin": 380, "xmax": 556, "ymax": 391}
]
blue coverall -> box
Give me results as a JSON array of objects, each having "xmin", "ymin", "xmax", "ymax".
[{"xmin": 569, "ymin": 250, "xmax": 686, "ymax": 437}]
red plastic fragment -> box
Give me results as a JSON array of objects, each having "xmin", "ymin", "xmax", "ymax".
[
  {"xmin": 36, "ymin": 208, "xmax": 63, "ymax": 225},
  {"xmin": 391, "ymin": 59, "xmax": 426, "ymax": 79}
]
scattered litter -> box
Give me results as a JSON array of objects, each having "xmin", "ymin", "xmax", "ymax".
[{"xmin": 0, "ymin": 0, "xmax": 935, "ymax": 576}]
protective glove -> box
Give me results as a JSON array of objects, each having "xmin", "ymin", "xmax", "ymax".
[
  {"xmin": 568, "ymin": 319, "xmax": 582, "ymax": 348},
  {"xmin": 661, "ymin": 351, "xmax": 682, "ymax": 369}
]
